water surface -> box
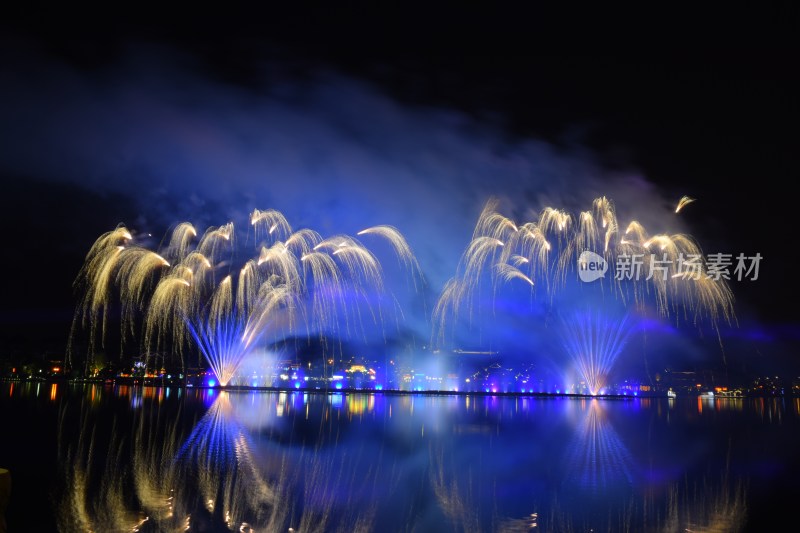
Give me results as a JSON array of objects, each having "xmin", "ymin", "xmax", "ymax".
[{"xmin": 1, "ymin": 382, "xmax": 798, "ymax": 531}]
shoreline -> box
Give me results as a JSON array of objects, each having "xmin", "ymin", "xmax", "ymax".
[{"xmin": 0, "ymin": 377, "xmax": 764, "ymax": 399}]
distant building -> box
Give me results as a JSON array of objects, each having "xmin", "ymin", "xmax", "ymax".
[
  {"xmin": 750, "ymin": 376, "xmax": 785, "ymax": 396},
  {"xmin": 662, "ymin": 369, "xmax": 717, "ymax": 395}
]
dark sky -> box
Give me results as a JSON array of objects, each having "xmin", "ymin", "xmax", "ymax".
[{"xmin": 1, "ymin": 5, "xmax": 798, "ymax": 375}]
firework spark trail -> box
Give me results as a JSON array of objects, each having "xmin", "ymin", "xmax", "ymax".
[
  {"xmin": 675, "ymin": 195, "xmax": 696, "ymax": 213},
  {"xmin": 432, "ymin": 195, "xmax": 735, "ymax": 350},
  {"xmin": 144, "ymin": 275, "xmax": 194, "ymax": 370},
  {"xmin": 358, "ymin": 225, "xmax": 425, "ymax": 292},
  {"xmin": 116, "ymin": 247, "xmax": 171, "ymax": 345},
  {"xmin": 471, "ymin": 198, "xmax": 518, "ymax": 242},
  {"xmin": 70, "ymin": 209, "xmax": 417, "ymax": 385},
  {"xmin": 493, "ymin": 264, "xmax": 534, "ymax": 286},
  {"xmin": 161, "ymin": 222, "xmax": 198, "ymax": 264},
  {"xmin": 68, "ymin": 227, "xmax": 132, "ymax": 372},
  {"xmin": 285, "ymin": 228, "xmax": 323, "ymax": 256},
  {"xmin": 251, "ymin": 208, "xmax": 292, "ymax": 242},
  {"xmin": 198, "ymin": 222, "xmax": 235, "ymax": 260}
]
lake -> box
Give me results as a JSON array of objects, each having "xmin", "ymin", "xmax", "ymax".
[{"xmin": 1, "ymin": 382, "xmax": 798, "ymax": 532}]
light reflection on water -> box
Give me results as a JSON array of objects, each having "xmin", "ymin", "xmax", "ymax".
[
  {"xmin": 563, "ymin": 399, "xmax": 634, "ymax": 492},
  {"xmin": 4, "ymin": 384, "xmax": 796, "ymax": 531}
]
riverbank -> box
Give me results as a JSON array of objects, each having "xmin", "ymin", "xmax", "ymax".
[{"xmin": 0, "ymin": 376, "xmax": 775, "ymax": 399}]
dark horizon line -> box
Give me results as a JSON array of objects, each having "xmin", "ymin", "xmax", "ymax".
[{"xmin": 4, "ymin": 377, "xmax": 790, "ymax": 399}]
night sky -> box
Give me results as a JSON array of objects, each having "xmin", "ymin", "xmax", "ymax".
[{"xmin": 1, "ymin": 5, "xmax": 798, "ymax": 378}]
